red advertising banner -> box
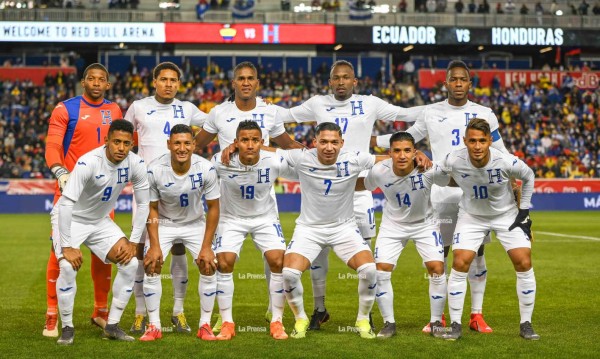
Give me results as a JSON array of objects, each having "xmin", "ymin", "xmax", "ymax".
[
  {"xmin": 418, "ymin": 69, "xmax": 600, "ymax": 89},
  {"xmin": 0, "ymin": 66, "xmax": 76, "ymax": 86},
  {"xmin": 165, "ymin": 23, "xmax": 335, "ymax": 44}
]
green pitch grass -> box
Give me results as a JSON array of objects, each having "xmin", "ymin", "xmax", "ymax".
[{"xmin": 0, "ymin": 211, "xmax": 598, "ymax": 358}]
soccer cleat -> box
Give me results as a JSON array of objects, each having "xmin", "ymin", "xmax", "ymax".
[
  {"xmin": 216, "ymin": 322, "xmax": 235, "ymax": 340},
  {"xmin": 423, "ymin": 313, "xmax": 446, "ymax": 333},
  {"xmin": 469, "ymin": 313, "xmax": 493, "ymax": 333},
  {"xmin": 308, "ymin": 309, "xmax": 330, "ymax": 330},
  {"xmin": 376, "ymin": 321, "xmax": 396, "ymax": 338},
  {"xmin": 355, "ymin": 319, "xmax": 376, "ymax": 339},
  {"xmin": 91, "ymin": 308, "xmax": 108, "ymax": 329},
  {"xmin": 290, "ymin": 318, "xmax": 310, "ymax": 339},
  {"xmin": 197, "ymin": 324, "xmax": 217, "ymax": 341},
  {"xmin": 43, "ymin": 314, "xmax": 59, "ymax": 337},
  {"xmin": 442, "ymin": 322, "xmax": 462, "ymax": 341},
  {"xmin": 139, "ymin": 324, "xmax": 162, "ymax": 341},
  {"xmin": 519, "ymin": 321, "xmax": 540, "ymax": 340},
  {"xmin": 212, "ymin": 314, "xmax": 223, "ymax": 334},
  {"xmin": 171, "ymin": 313, "xmax": 191, "ymax": 333},
  {"xmin": 56, "ymin": 326, "xmax": 74, "ymax": 345},
  {"xmin": 130, "ymin": 314, "xmax": 147, "ymax": 334},
  {"xmin": 264, "ymin": 310, "xmax": 272, "ymax": 323},
  {"xmin": 430, "ymin": 320, "xmax": 446, "ymax": 338},
  {"xmin": 104, "ymin": 323, "xmax": 135, "ymax": 341},
  {"xmin": 270, "ymin": 321, "xmax": 288, "ymax": 340}
]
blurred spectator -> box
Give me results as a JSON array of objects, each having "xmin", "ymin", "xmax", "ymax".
[
  {"xmin": 496, "ymin": 2, "xmax": 504, "ymax": 13},
  {"xmin": 455, "ymin": 0, "xmax": 464, "ymax": 12},
  {"xmin": 468, "ymin": 0, "xmax": 476, "ymax": 12},
  {"xmin": 478, "ymin": 0, "xmax": 490, "ymax": 13},
  {"xmin": 398, "ymin": 0, "xmax": 407, "ymax": 12},
  {"xmin": 426, "ymin": 0, "xmax": 436, "ymax": 12},
  {"xmin": 534, "ymin": 2, "xmax": 543, "ymax": 14},
  {"xmin": 594, "ymin": 2, "xmax": 600, "ymax": 14},
  {"xmin": 579, "ymin": 0, "xmax": 590, "ymax": 14},
  {"xmin": 520, "ymin": 3, "xmax": 529, "ymax": 14},
  {"xmin": 504, "ymin": 0, "xmax": 516, "ymax": 14},
  {"xmin": 196, "ymin": 0, "xmax": 210, "ymax": 20}
]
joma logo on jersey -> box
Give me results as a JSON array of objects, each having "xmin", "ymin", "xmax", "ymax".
[
  {"xmin": 257, "ymin": 168, "xmax": 270, "ymax": 183},
  {"xmin": 117, "ymin": 168, "xmax": 129, "ymax": 184},
  {"xmin": 336, "ymin": 161, "xmax": 350, "ymax": 177},
  {"xmin": 189, "ymin": 173, "xmax": 203, "ymax": 189},
  {"xmin": 487, "ymin": 169, "xmax": 503, "ymax": 184},
  {"xmin": 252, "ymin": 113, "xmax": 265, "ymax": 128},
  {"xmin": 464, "ymin": 112, "xmax": 477, "ymax": 126},
  {"xmin": 172, "ymin": 105, "xmax": 184, "ymax": 119},
  {"xmin": 350, "ymin": 101, "xmax": 364, "ymax": 116},
  {"xmin": 100, "ymin": 110, "xmax": 112, "ymax": 125},
  {"xmin": 410, "ymin": 174, "xmax": 425, "ymax": 190}
]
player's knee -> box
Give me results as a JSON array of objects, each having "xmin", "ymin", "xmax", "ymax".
[
  {"xmin": 170, "ymin": 243, "xmax": 186, "ymax": 256},
  {"xmin": 282, "ymin": 267, "xmax": 302, "ymax": 286},
  {"xmin": 426, "ymin": 261, "xmax": 444, "ymax": 276},
  {"xmin": 513, "ymin": 258, "xmax": 532, "ymax": 272},
  {"xmin": 356, "ymin": 262, "xmax": 377, "ymax": 282},
  {"xmin": 376, "ymin": 263, "xmax": 394, "ymax": 272},
  {"xmin": 58, "ymin": 259, "xmax": 77, "ymax": 282}
]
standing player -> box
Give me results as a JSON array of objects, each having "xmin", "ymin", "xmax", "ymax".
[
  {"xmin": 281, "ymin": 60, "xmax": 425, "ymax": 330},
  {"xmin": 437, "ymin": 118, "xmax": 538, "ymax": 340},
  {"xmin": 54, "ymin": 120, "xmax": 150, "ymax": 345},
  {"xmin": 194, "ymin": 62, "xmax": 303, "ymax": 327},
  {"xmin": 203, "ymin": 121, "xmax": 291, "ymax": 341},
  {"xmin": 276, "ymin": 122, "xmax": 385, "ymax": 340},
  {"xmin": 356, "ymin": 132, "xmax": 449, "ymax": 338},
  {"xmin": 124, "ymin": 61, "xmax": 207, "ymax": 334},
  {"xmin": 139, "ymin": 124, "xmax": 220, "ymax": 342},
  {"xmin": 375, "ymin": 60, "xmax": 509, "ymax": 333},
  {"xmin": 44, "ymin": 63, "xmax": 122, "ymax": 337}
]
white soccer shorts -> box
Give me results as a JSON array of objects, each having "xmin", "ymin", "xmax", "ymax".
[
  {"xmin": 286, "ymin": 222, "xmax": 372, "ymax": 265},
  {"xmin": 145, "ymin": 221, "xmax": 206, "ymax": 260},
  {"xmin": 451, "ymin": 210, "xmax": 532, "ymax": 253},
  {"xmin": 213, "ymin": 215, "xmax": 286, "ymax": 257},
  {"xmin": 354, "ymin": 190, "xmax": 376, "ymax": 239}
]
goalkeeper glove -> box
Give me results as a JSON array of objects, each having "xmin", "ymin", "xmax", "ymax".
[
  {"xmin": 508, "ymin": 208, "xmax": 532, "ymax": 239},
  {"xmin": 51, "ymin": 166, "xmax": 70, "ymax": 193}
]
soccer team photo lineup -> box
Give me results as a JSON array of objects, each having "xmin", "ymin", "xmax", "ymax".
[{"xmin": 0, "ymin": 40, "xmax": 598, "ymax": 355}]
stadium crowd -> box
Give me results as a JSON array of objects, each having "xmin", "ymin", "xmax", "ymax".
[{"xmin": 0, "ymin": 61, "xmax": 598, "ymax": 179}]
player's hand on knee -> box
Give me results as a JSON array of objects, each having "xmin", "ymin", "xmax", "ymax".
[
  {"xmin": 414, "ymin": 151, "xmax": 432, "ymax": 172},
  {"xmin": 51, "ymin": 166, "xmax": 70, "ymax": 193},
  {"xmin": 221, "ymin": 143, "xmax": 238, "ymax": 166},
  {"xmin": 116, "ymin": 242, "xmax": 137, "ymax": 264},
  {"xmin": 62, "ymin": 247, "xmax": 83, "ymax": 271},
  {"xmin": 143, "ymin": 246, "xmax": 163, "ymax": 275},
  {"xmin": 509, "ymin": 208, "xmax": 532, "ymax": 239},
  {"xmin": 196, "ymin": 248, "xmax": 217, "ymax": 275}
]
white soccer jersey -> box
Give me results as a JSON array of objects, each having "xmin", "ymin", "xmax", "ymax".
[
  {"xmin": 61, "ymin": 146, "xmax": 148, "ymax": 222},
  {"xmin": 364, "ymin": 160, "xmax": 449, "ymax": 224},
  {"xmin": 438, "ymin": 147, "xmax": 534, "ymax": 216},
  {"xmin": 147, "ymin": 153, "xmax": 220, "ymax": 225},
  {"xmin": 124, "ymin": 96, "xmax": 207, "ymax": 162},
  {"xmin": 202, "ymin": 99, "xmax": 286, "ymax": 148},
  {"xmin": 278, "ymin": 148, "xmax": 375, "ymax": 226},
  {"xmin": 285, "ymin": 94, "xmax": 415, "ymax": 153},
  {"xmin": 406, "ymin": 100, "xmax": 507, "ymax": 160},
  {"xmin": 212, "ymin": 150, "xmax": 291, "ymax": 218}
]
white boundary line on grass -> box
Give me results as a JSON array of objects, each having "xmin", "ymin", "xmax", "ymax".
[{"xmin": 536, "ymin": 231, "xmax": 600, "ymax": 242}]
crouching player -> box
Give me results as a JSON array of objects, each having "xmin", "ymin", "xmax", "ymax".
[
  {"xmin": 54, "ymin": 120, "xmax": 150, "ymax": 345},
  {"xmin": 200, "ymin": 120, "xmax": 291, "ymax": 341},
  {"xmin": 140, "ymin": 124, "xmax": 220, "ymax": 341},
  {"xmin": 439, "ymin": 118, "xmax": 538, "ymax": 341},
  {"xmin": 356, "ymin": 132, "xmax": 449, "ymax": 338}
]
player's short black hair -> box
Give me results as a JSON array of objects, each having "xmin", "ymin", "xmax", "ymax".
[
  {"xmin": 446, "ymin": 60, "xmax": 470, "ymax": 78},
  {"xmin": 236, "ymin": 120, "xmax": 262, "ymax": 137},
  {"xmin": 330, "ymin": 60, "xmax": 355, "ymax": 78},
  {"xmin": 315, "ymin": 122, "xmax": 342, "ymax": 137},
  {"xmin": 466, "ymin": 118, "xmax": 491, "ymax": 136},
  {"xmin": 233, "ymin": 61, "xmax": 258, "ymax": 78},
  {"xmin": 390, "ymin": 131, "xmax": 415, "ymax": 147},
  {"xmin": 108, "ymin": 119, "xmax": 134, "ymax": 136},
  {"xmin": 170, "ymin": 124, "xmax": 193, "ymax": 137},
  {"xmin": 153, "ymin": 62, "xmax": 182, "ymax": 80},
  {"xmin": 82, "ymin": 63, "xmax": 109, "ymax": 80}
]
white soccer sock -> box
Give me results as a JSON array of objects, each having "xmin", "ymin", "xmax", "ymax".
[
  {"xmin": 133, "ymin": 261, "xmax": 146, "ymax": 315},
  {"xmin": 447, "ymin": 269, "xmax": 468, "ymax": 325},
  {"xmin": 199, "ymin": 274, "xmax": 217, "ymax": 326},
  {"xmin": 310, "ymin": 247, "xmax": 329, "ymax": 312},
  {"xmin": 282, "ymin": 267, "xmax": 307, "ymax": 320},
  {"xmin": 429, "ymin": 273, "xmax": 447, "ymax": 322},
  {"xmin": 143, "ymin": 274, "xmax": 162, "ymax": 329},
  {"xmin": 468, "ymin": 255, "xmax": 487, "ymax": 314},
  {"xmin": 108, "ymin": 258, "xmax": 138, "ymax": 325},
  {"xmin": 263, "ymin": 258, "xmax": 273, "ymax": 313},
  {"xmin": 357, "ymin": 263, "xmax": 377, "ymax": 321},
  {"xmin": 269, "ymin": 272, "xmax": 285, "ymax": 322},
  {"xmin": 375, "ymin": 270, "xmax": 394, "ymax": 323},
  {"xmin": 516, "ymin": 268, "xmax": 536, "ymax": 323},
  {"xmin": 216, "ymin": 271, "xmax": 234, "ymax": 323},
  {"xmin": 171, "ymin": 254, "xmax": 188, "ymax": 316},
  {"xmin": 57, "ymin": 259, "xmax": 78, "ymax": 328}
]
